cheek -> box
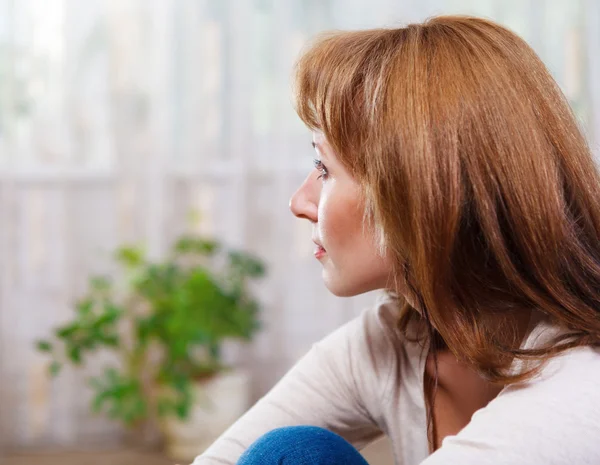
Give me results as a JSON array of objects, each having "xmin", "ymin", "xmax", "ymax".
[{"xmin": 318, "ymin": 186, "xmax": 363, "ymax": 251}]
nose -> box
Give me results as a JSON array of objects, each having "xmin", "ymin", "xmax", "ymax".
[{"xmin": 289, "ymin": 173, "xmax": 318, "ymax": 222}]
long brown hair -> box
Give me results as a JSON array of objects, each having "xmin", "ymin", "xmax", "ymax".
[{"xmin": 293, "ymin": 15, "xmax": 600, "ymax": 447}]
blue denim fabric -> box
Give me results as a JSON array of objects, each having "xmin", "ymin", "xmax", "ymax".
[{"xmin": 237, "ymin": 426, "xmax": 370, "ymax": 464}]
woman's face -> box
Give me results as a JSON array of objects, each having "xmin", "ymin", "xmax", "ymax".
[{"xmin": 289, "ymin": 132, "xmax": 393, "ymax": 297}]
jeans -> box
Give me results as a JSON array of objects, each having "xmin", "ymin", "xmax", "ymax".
[{"xmin": 237, "ymin": 426, "xmax": 370, "ymax": 464}]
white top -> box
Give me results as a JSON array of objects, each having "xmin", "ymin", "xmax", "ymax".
[{"xmin": 193, "ymin": 296, "xmax": 600, "ymax": 464}]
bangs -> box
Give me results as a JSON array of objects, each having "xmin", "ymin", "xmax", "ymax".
[{"xmin": 293, "ymin": 29, "xmax": 403, "ymax": 169}]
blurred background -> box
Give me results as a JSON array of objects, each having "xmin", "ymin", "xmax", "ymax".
[{"xmin": 0, "ymin": 0, "xmax": 598, "ymax": 463}]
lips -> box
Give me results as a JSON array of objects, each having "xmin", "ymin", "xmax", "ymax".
[
  {"xmin": 312, "ymin": 238, "xmax": 325, "ymax": 250},
  {"xmin": 313, "ymin": 241, "xmax": 326, "ymax": 259}
]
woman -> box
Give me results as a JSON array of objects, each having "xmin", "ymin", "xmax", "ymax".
[{"xmin": 194, "ymin": 15, "xmax": 600, "ymax": 464}]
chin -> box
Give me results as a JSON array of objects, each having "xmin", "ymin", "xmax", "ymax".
[{"xmin": 322, "ymin": 272, "xmax": 380, "ymax": 297}]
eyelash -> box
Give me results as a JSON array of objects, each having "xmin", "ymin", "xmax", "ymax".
[{"xmin": 313, "ymin": 158, "xmax": 329, "ymax": 180}]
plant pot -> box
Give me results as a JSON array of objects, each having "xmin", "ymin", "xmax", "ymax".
[
  {"xmin": 161, "ymin": 369, "xmax": 251, "ymax": 462},
  {"xmin": 123, "ymin": 419, "xmax": 164, "ymax": 451}
]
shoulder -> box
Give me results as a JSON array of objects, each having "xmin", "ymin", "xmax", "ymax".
[
  {"xmin": 508, "ymin": 320, "xmax": 600, "ymax": 402},
  {"xmin": 427, "ymin": 338, "xmax": 600, "ymax": 464},
  {"xmin": 497, "ymin": 340, "xmax": 600, "ymax": 414},
  {"xmin": 497, "ymin": 338, "xmax": 600, "ymax": 424}
]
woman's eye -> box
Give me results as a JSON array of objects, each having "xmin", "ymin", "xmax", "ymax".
[{"xmin": 313, "ymin": 158, "xmax": 329, "ymax": 180}]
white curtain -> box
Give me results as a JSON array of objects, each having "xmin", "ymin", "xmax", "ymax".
[{"xmin": 0, "ymin": 0, "xmax": 598, "ymax": 450}]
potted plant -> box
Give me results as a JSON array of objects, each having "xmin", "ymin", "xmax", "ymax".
[{"xmin": 36, "ymin": 234, "xmax": 266, "ymax": 460}]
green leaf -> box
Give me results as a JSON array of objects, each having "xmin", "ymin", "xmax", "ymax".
[
  {"xmin": 89, "ymin": 368, "xmax": 148, "ymax": 425},
  {"xmin": 76, "ymin": 298, "xmax": 95, "ymax": 316},
  {"xmin": 173, "ymin": 236, "xmax": 220, "ymax": 256},
  {"xmin": 36, "ymin": 340, "xmax": 53, "ymax": 352},
  {"xmin": 68, "ymin": 346, "xmax": 82, "ymax": 364},
  {"xmin": 101, "ymin": 334, "xmax": 120, "ymax": 347},
  {"xmin": 49, "ymin": 361, "xmax": 62, "ymax": 376},
  {"xmin": 156, "ymin": 397, "xmax": 176, "ymax": 417},
  {"xmin": 89, "ymin": 276, "xmax": 111, "ymax": 292},
  {"xmin": 94, "ymin": 305, "xmax": 123, "ymax": 327},
  {"xmin": 227, "ymin": 251, "xmax": 266, "ymax": 277},
  {"xmin": 175, "ymin": 401, "xmax": 188, "ymax": 419},
  {"xmin": 115, "ymin": 245, "xmax": 145, "ymax": 268},
  {"xmin": 56, "ymin": 323, "xmax": 79, "ymax": 339}
]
